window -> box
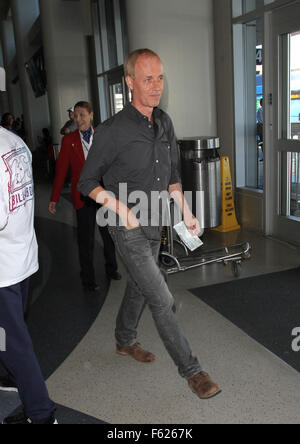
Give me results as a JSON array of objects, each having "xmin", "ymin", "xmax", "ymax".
[
  {"xmin": 233, "ymin": 17, "xmax": 264, "ymax": 189},
  {"xmin": 279, "ymin": 32, "xmax": 300, "ymax": 218},
  {"xmin": 93, "ymin": 0, "xmax": 129, "ymax": 121},
  {"xmin": 288, "ymin": 33, "xmax": 300, "ymax": 140},
  {"xmin": 232, "ymin": 0, "xmax": 275, "ymax": 18},
  {"xmin": 289, "ymin": 152, "xmax": 300, "ymax": 217}
]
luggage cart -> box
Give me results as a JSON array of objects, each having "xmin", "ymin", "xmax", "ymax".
[{"xmin": 160, "ymin": 199, "xmax": 251, "ymax": 277}]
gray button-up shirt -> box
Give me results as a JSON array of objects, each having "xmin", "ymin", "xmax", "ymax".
[{"xmin": 78, "ymin": 103, "xmax": 180, "ymax": 236}]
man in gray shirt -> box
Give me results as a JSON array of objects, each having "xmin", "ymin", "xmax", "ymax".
[
  {"xmin": 78, "ymin": 49, "xmax": 221, "ymax": 400},
  {"xmin": 60, "ymin": 107, "xmax": 77, "ymax": 135}
]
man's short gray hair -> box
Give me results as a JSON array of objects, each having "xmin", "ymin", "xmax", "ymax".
[{"xmin": 124, "ymin": 49, "xmax": 161, "ymax": 78}]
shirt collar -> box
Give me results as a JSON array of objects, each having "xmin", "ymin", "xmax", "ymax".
[
  {"xmin": 80, "ymin": 126, "xmax": 93, "ymax": 135},
  {"xmin": 125, "ymin": 102, "xmax": 159, "ymax": 123},
  {"xmin": 80, "ymin": 127, "xmax": 94, "ymax": 144}
]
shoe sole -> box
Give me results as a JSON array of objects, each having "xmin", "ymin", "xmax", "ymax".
[
  {"xmin": 116, "ymin": 350, "xmax": 130, "ymax": 356},
  {"xmin": 116, "ymin": 350, "xmax": 156, "ymax": 362},
  {"xmin": 191, "ymin": 388, "xmax": 222, "ymax": 400},
  {"xmin": 0, "ymin": 387, "xmax": 18, "ymax": 393},
  {"xmin": 2, "ymin": 419, "xmax": 59, "ymax": 425}
]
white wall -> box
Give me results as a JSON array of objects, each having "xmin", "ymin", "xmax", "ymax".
[
  {"xmin": 10, "ymin": 81, "xmax": 22, "ymax": 118},
  {"xmin": 0, "ymin": 17, "xmax": 19, "ymax": 116},
  {"xmin": 125, "ymin": 0, "xmax": 217, "ymax": 139},
  {"xmin": 23, "ymin": 21, "xmax": 51, "ymax": 150},
  {"xmin": 40, "ymin": 0, "xmax": 91, "ymax": 145},
  {"xmin": 213, "ymin": 0, "xmax": 236, "ymax": 176},
  {"xmin": 0, "ymin": 43, "xmax": 9, "ymax": 114},
  {"xmin": 11, "ymin": 0, "xmax": 49, "ymax": 149}
]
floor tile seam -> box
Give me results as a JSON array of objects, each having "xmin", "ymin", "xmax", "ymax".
[{"xmin": 179, "ymin": 286, "xmax": 300, "ymax": 377}]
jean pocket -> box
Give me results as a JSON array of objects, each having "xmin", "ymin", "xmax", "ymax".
[{"xmin": 122, "ymin": 226, "xmax": 143, "ymax": 239}]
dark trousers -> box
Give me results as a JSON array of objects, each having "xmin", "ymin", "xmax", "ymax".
[
  {"xmin": 0, "ymin": 279, "xmax": 56, "ymax": 421},
  {"xmin": 76, "ymin": 201, "xmax": 118, "ymax": 286}
]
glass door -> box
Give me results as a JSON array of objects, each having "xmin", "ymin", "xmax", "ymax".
[
  {"xmin": 107, "ymin": 67, "xmax": 130, "ymax": 117},
  {"xmin": 110, "ymin": 82, "xmax": 125, "ymax": 115},
  {"xmin": 98, "ymin": 67, "xmax": 131, "ymax": 122},
  {"xmin": 269, "ymin": 1, "xmax": 300, "ymax": 245}
]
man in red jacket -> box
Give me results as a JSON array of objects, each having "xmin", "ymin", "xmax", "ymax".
[{"xmin": 49, "ymin": 101, "xmax": 121, "ymax": 292}]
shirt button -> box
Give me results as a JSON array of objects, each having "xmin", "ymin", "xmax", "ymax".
[
  {"xmin": 156, "ymin": 160, "xmax": 159, "ymax": 163},
  {"xmin": 148, "ymin": 125, "xmax": 152, "ymax": 129}
]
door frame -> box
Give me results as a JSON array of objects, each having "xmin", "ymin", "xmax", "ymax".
[{"xmin": 265, "ymin": 0, "xmax": 300, "ymax": 245}]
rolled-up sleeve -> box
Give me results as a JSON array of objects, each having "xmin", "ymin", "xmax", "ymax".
[{"xmin": 78, "ymin": 123, "xmax": 118, "ymax": 197}]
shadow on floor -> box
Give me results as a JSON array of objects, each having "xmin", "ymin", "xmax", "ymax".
[{"xmin": 0, "ymin": 216, "xmax": 111, "ymax": 423}]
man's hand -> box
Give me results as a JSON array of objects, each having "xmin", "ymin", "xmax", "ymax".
[
  {"xmin": 169, "ymin": 183, "xmax": 202, "ymax": 237},
  {"xmin": 48, "ymin": 202, "xmax": 57, "ymax": 215},
  {"xmin": 122, "ymin": 209, "xmax": 140, "ymax": 231},
  {"xmin": 184, "ymin": 212, "xmax": 201, "ymax": 237},
  {"xmin": 91, "ymin": 187, "xmax": 140, "ymax": 230}
]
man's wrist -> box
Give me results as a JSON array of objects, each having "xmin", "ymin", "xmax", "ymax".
[
  {"xmin": 117, "ymin": 203, "xmax": 130, "ymax": 224},
  {"xmin": 183, "ymin": 207, "xmax": 194, "ymax": 221}
]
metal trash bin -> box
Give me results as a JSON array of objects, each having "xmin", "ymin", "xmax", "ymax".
[{"xmin": 178, "ymin": 137, "xmax": 221, "ymax": 229}]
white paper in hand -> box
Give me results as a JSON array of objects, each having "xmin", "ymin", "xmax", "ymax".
[{"xmin": 174, "ymin": 221, "xmax": 203, "ymax": 252}]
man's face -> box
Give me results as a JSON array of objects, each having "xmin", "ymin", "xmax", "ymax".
[
  {"xmin": 126, "ymin": 55, "xmax": 164, "ymax": 112},
  {"xmin": 8, "ymin": 115, "xmax": 14, "ymax": 127}
]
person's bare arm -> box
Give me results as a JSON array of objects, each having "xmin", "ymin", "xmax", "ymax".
[
  {"xmin": 89, "ymin": 186, "xmax": 139, "ymax": 230},
  {"xmin": 48, "ymin": 202, "xmax": 57, "ymax": 214},
  {"xmin": 168, "ymin": 183, "xmax": 201, "ymax": 236}
]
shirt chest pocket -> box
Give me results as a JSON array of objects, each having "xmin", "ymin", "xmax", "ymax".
[{"xmin": 120, "ymin": 143, "xmax": 153, "ymax": 178}]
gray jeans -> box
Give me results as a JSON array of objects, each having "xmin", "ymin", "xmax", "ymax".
[{"xmin": 108, "ymin": 226, "xmax": 202, "ymax": 379}]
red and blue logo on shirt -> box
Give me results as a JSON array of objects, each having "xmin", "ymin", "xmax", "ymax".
[{"xmin": 1, "ymin": 147, "xmax": 34, "ymax": 213}]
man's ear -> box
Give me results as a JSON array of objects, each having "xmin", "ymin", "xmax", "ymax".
[{"xmin": 125, "ymin": 75, "xmax": 134, "ymax": 92}]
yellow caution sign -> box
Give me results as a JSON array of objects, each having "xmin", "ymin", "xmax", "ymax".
[{"xmin": 213, "ymin": 156, "xmax": 240, "ymax": 233}]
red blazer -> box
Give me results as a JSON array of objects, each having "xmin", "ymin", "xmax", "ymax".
[{"xmin": 51, "ymin": 130, "xmax": 87, "ymax": 210}]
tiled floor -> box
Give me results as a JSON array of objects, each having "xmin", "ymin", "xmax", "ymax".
[{"xmin": 1, "ymin": 184, "xmax": 300, "ymax": 424}]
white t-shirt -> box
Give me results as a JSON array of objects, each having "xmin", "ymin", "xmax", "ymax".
[{"xmin": 0, "ymin": 127, "xmax": 38, "ymax": 288}]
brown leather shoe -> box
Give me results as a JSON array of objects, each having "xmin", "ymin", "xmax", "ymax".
[
  {"xmin": 188, "ymin": 372, "xmax": 221, "ymax": 400},
  {"xmin": 116, "ymin": 343, "xmax": 156, "ymax": 363}
]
